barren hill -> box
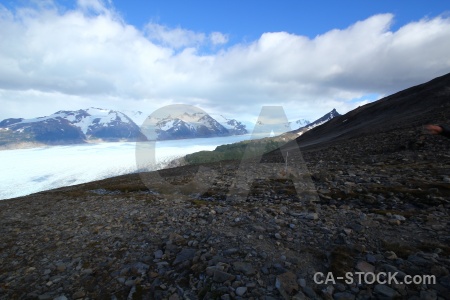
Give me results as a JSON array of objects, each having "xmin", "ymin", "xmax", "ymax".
[{"xmin": 292, "ymin": 72, "xmax": 450, "ymax": 151}]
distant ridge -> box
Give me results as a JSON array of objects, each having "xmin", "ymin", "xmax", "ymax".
[{"xmin": 292, "ymin": 108, "xmax": 341, "ymax": 136}]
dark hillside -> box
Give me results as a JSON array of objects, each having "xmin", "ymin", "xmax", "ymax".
[{"xmin": 292, "ymin": 72, "xmax": 450, "ymax": 151}]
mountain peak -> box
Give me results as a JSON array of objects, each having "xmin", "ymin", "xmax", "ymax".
[
  {"xmin": 290, "ymin": 108, "xmax": 341, "ymax": 136},
  {"xmin": 329, "ymin": 108, "xmax": 340, "ymax": 116}
]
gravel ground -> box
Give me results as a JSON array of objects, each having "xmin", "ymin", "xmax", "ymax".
[{"xmin": 1, "ymin": 125, "xmax": 449, "ymax": 300}]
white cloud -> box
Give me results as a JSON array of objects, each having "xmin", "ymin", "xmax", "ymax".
[
  {"xmin": 210, "ymin": 32, "xmax": 228, "ymax": 45},
  {"xmin": 144, "ymin": 23, "xmax": 206, "ymax": 49},
  {"xmin": 77, "ymin": 0, "xmax": 108, "ymax": 14},
  {"xmin": 0, "ymin": 3, "xmax": 450, "ymax": 123}
]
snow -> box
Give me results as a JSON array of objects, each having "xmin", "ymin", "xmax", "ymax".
[
  {"xmin": 65, "ymin": 114, "xmax": 76, "ymax": 122},
  {"xmin": 18, "ymin": 115, "xmax": 53, "ymax": 124},
  {"xmin": 5, "ymin": 108, "xmax": 133, "ymax": 135},
  {"xmin": 86, "ymin": 107, "xmax": 110, "ymax": 115},
  {"xmin": 122, "ymin": 110, "xmax": 148, "ymax": 126},
  {"xmin": 159, "ymin": 119, "xmax": 176, "ymax": 131},
  {"xmin": 288, "ymin": 119, "xmax": 310, "ymax": 130},
  {"xmin": 82, "ymin": 108, "xmax": 129, "ymax": 130},
  {"xmin": 206, "ymin": 114, "xmax": 232, "ymax": 129},
  {"xmin": 76, "ymin": 117, "xmax": 93, "ymax": 134},
  {"xmin": 0, "ymin": 134, "xmax": 252, "ymax": 200},
  {"xmin": 177, "ymin": 112, "xmax": 205, "ymax": 123}
]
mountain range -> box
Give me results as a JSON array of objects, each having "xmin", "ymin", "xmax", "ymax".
[
  {"xmin": 0, "ymin": 105, "xmax": 342, "ymax": 149},
  {"xmin": 0, "ymin": 108, "xmax": 146, "ymax": 147},
  {"xmin": 0, "ymin": 108, "xmax": 249, "ymax": 148},
  {"xmin": 143, "ymin": 112, "xmax": 248, "ymax": 140}
]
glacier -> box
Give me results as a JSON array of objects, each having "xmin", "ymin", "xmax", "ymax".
[{"xmin": 0, "ymin": 135, "xmax": 251, "ymax": 200}]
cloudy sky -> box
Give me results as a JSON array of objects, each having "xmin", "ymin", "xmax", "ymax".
[{"xmin": 1, "ymin": 0, "xmax": 450, "ymax": 124}]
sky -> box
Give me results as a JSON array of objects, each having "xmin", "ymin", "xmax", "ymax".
[{"xmin": 1, "ymin": 0, "xmax": 450, "ymax": 124}]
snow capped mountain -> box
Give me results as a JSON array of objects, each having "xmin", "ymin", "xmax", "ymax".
[
  {"xmin": 143, "ymin": 112, "xmax": 247, "ymax": 140},
  {"xmin": 294, "ymin": 108, "xmax": 341, "ymax": 136},
  {"xmin": 0, "ymin": 108, "xmax": 248, "ymax": 147},
  {"xmin": 0, "ymin": 108, "xmax": 147, "ymax": 147},
  {"xmin": 212, "ymin": 114, "xmax": 248, "ymax": 135}
]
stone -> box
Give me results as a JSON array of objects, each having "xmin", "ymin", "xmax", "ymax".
[
  {"xmin": 333, "ymin": 292, "xmax": 355, "ymax": 300},
  {"xmin": 366, "ymin": 254, "xmax": 377, "ymax": 263},
  {"xmin": 82, "ymin": 268, "xmax": 93, "ymax": 275},
  {"xmin": 420, "ymin": 290, "xmax": 437, "ymax": 300},
  {"xmin": 213, "ymin": 270, "xmax": 235, "ymax": 283},
  {"xmin": 343, "ymin": 228, "xmax": 352, "ymax": 235},
  {"xmin": 72, "ymin": 291, "xmax": 86, "ymax": 299},
  {"xmin": 350, "ymin": 223, "xmax": 364, "ymax": 233},
  {"xmin": 292, "ymin": 291, "xmax": 308, "ymax": 300},
  {"xmin": 235, "ymin": 287, "xmax": 247, "ymax": 296},
  {"xmin": 125, "ymin": 279, "xmax": 136, "ymax": 286},
  {"xmin": 389, "ymin": 219, "xmax": 401, "ymax": 225},
  {"xmin": 321, "ymin": 285, "xmax": 334, "ymax": 300},
  {"xmin": 173, "ymin": 248, "xmax": 196, "ymax": 265},
  {"xmin": 408, "ymin": 253, "xmax": 434, "ymax": 267},
  {"xmin": 335, "ymin": 283, "xmax": 346, "ymax": 292},
  {"xmin": 302, "ymin": 286, "xmax": 317, "ymax": 299},
  {"xmin": 223, "ymin": 248, "xmax": 239, "ymax": 256},
  {"xmin": 261, "ymin": 266, "xmax": 269, "ymax": 275},
  {"xmin": 297, "ymin": 278, "xmax": 306, "ymax": 288},
  {"xmin": 154, "ymin": 250, "xmax": 164, "ymax": 259},
  {"xmin": 206, "ymin": 266, "xmax": 221, "ymax": 276},
  {"xmin": 276, "ymin": 272, "xmax": 299, "ymax": 297},
  {"xmin": 233, "ymin": 261, "xmax": 256, "ymax": 275},
  {"xmin": 37, "ymin": 294, "xmax": 53, "ymax": 300},
  {"xmin": 356, "ymin": 261, "xmax": 375, "ymax": 273},
  {"xmin": 385, "ymin": 251, "xmax": 397, "ymax": 260},
  {"xmin": 168, "ymin": 294, "xmax": 180, "ymax": 300},
  {"xmin": 374, "ymin": 284, "xmax": 399, "ymax": 299},
  {"xmin": 303, "ymin": 213, "xmax": 319, "ymax": 220},
  {"xmin": 392, "ymin": 214, "xmax": 406, "ymax": 221},
  {"xmin": 55, "ymin": 263, "xmax": 66, "ymax": 272},
  {"xmin": 168, "ymin": 233, "xmax": 185, "ymax": 245}
]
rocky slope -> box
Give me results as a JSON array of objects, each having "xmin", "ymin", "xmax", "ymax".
[
  {"xmin": 0, "ymin": 131, "xmax": 448, "ymax": 300},
  {"xmin": 0, "ymin": 74, "xmax": 449, "ymax": 299},
  {"xmin": 292, "ymin": 73, "xmax": 450, "ymax": 150}
]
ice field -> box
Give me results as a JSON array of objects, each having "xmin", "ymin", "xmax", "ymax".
[{"xmin": 0, "ymin": 135, "xmax": 251, "ymax": 200}]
